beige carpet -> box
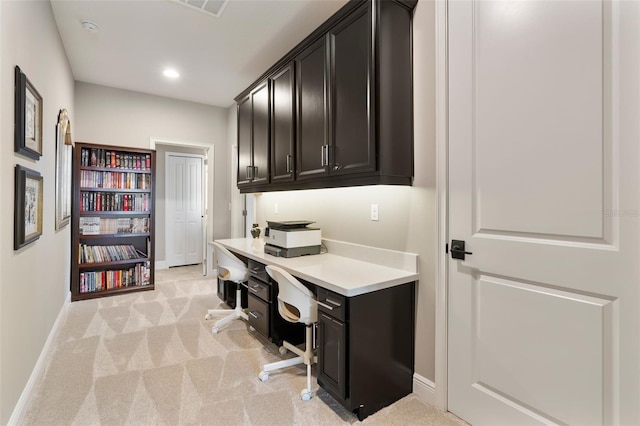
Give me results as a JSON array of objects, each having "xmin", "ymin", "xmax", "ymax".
[{"xmin": 22, "ymin": 265, "xmax": 465, "ymax": 425}]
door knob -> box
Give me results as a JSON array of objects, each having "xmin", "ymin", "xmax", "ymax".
[{"xmin": 450, "ymin": 239, "xmax": 473, "ymax": 260}]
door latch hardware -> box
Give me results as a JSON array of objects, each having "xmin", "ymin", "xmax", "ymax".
[{"xmin": 450, "ymin": 239, "xmax": 473, "ymax": 260}]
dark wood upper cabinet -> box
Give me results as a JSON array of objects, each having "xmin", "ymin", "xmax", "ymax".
[
  {"xmin": 238, "ymin": 81, "xmax": 270, "ymax": 187},
  {"xmin": 328, "ymin": 6, "xmax": 374, "ymax": 176},
  {"xmin": 235, "ymin": 0, "xmax": 416, "ymax": 193},
  {"xmin": 251, "ymin": 81, "xmax": 270, "ymax": 184},
  {"xmin": 270, "ymin": 64, "xmax": 296, "ymax": 183},
  {"xmin": 237, "ymin": 95, "xmax": 252, "ymax": 186},
  {"xmin": 295, "ymin": 38, "xmax": 329, "ymax": 181}
]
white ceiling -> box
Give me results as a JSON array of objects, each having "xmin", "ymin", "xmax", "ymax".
[{"xmin": 50, "ymin": 0, "xmax": 348, "ymax": 108}]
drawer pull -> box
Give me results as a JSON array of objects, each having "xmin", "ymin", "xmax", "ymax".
[
  {"xmin": 325, "ymin": 298, "xmax": 342, "ymax": 307},
  {"xmin": 249, "ymin": 286, "xmax": 261, "ymax": 293},
  {"xmin": 317, "ymin": 301, "xmax": 334, "ymax": 311},
  {"xmin": 249, "ymin": 311, "xmax": 262, "ymax": 319}
]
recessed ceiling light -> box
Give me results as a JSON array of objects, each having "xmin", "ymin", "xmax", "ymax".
[
  {"xmin": 163, "ymin": 69, "xmax": 180, "ymax": 79},
  {"xmin": 81, "ymin": 20, "xmax": 100, "ymax": 33}
]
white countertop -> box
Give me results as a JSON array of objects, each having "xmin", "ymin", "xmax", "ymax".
[{"xmin": 213, "ymin": 238, "xmax": 419, "ymax": 297}]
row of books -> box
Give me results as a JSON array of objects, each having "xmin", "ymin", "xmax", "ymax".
[
  {"xmin": 80, "ymin": 170, "xmax": 151, "ymax": 190},
  {"xmin": 79, "ymin": 244, "xmax": 146, "ymax": 264},
  {"xmin": 81, "ymin": 148, "xmax": 151, "ymax": 170},
  {"xmin": 80, "ymin": 192, "xmax": 151, "ymax": 212},
  {"xmin": 79, "ymin": 217, "xmax": 149, "ymax": 235},
  {"xmin": 79, "ymin": 262, "xmax": 151, "ymax": 294}
]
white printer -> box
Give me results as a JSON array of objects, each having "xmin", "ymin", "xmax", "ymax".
[{"xmin": 263, "ymin": 220, "xmax": 321, "ymax": 258}]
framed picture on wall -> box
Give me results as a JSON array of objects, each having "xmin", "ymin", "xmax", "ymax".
[
  {"xmin": 55, "ymin": 109, "xmax": 73, "ymax": 230},
  {"xmin": 15, "ymin": 165, "xmax": 43, "ymax": 249},
  {"xmin": 15, "ymin": 66, "xmax": 43, "ymax": 160}
]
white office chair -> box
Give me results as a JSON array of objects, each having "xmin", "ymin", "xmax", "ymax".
[
  {"xmin": 205, "ymin": 242, "xmax": 249, "ymax": 334},
  {"xmin": 258, "ymin": 265, "xmax": 318, "ymax": 401}
]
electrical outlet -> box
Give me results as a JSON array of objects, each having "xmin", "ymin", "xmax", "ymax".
[{"xmin": 371, "ymin": 204, "xmax": 379, "ymax": 221}]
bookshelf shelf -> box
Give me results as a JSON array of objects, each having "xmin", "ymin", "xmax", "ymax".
[
  {"xmin": 71, "ymin": 284, "xmax": 154, "ymax": 302},
  {"xmin": 79, "ymin": 258, "xmax": 151, "ymax": 269},
  {"xmin": 79, "ymin": 211, "xmax": 151, "ymax": 216},
  {"xmin": 71, "ymin": 142, "xmax": 155, "ymax": 301},
  {"xmin": 80, "ymin": 233, "xmax": 151, "ymax": 239},
  {"xmin": 79, "ymin": 188, "xmax": 152, "ymax": 193}
]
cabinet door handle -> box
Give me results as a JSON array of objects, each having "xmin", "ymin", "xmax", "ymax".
[
  {"xmin": 286, "ymin": 154, "xmax": 292, "ymax": 173},
  {"xmin": 320, "ymin": 146, "xmax": 326, "ymax": 167},
  {"xmin": 325, "ymin": 297, "xmax": 342, "ymax": 308},
  {"xmin": 317, "ymin": 301, "xmax": 334, "ymax": 310},
  {"xmin": 253, "ymin": 166, "xmax": 258, "ymax": 179}
]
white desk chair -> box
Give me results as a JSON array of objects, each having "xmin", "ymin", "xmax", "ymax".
[
  {"xmin": 258, "ymin": 265, "xmax": 318, "ymax": 401},
  {"xmin": 205, "ymin": 242, "xmax": 249, "ymax": 334}
]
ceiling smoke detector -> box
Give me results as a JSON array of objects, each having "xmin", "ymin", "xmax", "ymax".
[
  {"xmin": 170, "ymin": 0, "xmax": 230, "ymax": 18},
  {"xmin": 81, "ymin": 20, "xmax": 100, "ymax": 33}
]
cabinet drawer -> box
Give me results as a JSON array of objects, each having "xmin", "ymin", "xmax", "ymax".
[
  {"xmin": 248, "ymin": 294, "xmax": 270, "ymax": 338},
  {"xmin": 248, "ymin": 277, "xmax": 270, "ymax": 302},
  {"xmin": 317, "ymin": 288, "xmax": 346, "ymax": 322},
  {"xmin": 248, "ymin": 259, "xmax": 269, "ymax": 282}
]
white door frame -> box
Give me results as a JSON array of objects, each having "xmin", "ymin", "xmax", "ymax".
[
  {"xmin": 434, "ymin": 0, "xmax": 449, "ymax": 412},
  {"xmin": 150, "ymin": 137, "xmax": 213, "ymax": 275},
  {"xmin": 165, "ymin": 151, "xmax": 205, "ymax": 268}
]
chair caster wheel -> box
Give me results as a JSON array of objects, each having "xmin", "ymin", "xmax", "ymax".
[
  {"xmin": 211, "ymin": 327, "xmax": 219, "ymax": 334},
  {"xmin": 258, "ymin": 371, "xmax": 269, "ymax": 382},
  {"xmin": 278, "ymin": 346, "xmax": 287, "ymax": 355},
  {"xmin": 300, "ymin": 389, "xmax": 313, "ymax": 401},
  {"xmin": 249, "ymin": 326, "xmax": 256, "ymax": 332}
]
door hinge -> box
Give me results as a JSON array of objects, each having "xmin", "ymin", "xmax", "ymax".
[{"xmin": 242, "ymin": 210, "xmax": 247, "ymax": 217}]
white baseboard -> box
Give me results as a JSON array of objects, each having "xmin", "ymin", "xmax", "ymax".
[
  {"xmin": 8, "ymin": 292, "xmax": 71, "ymax": 425},
  {"xmin": 155, "ymin": 260, "xmax": 168, "ymax": 270},
  {"xmin": 413, "ymin": 373, "xmax": 436, "ymax": 407}
]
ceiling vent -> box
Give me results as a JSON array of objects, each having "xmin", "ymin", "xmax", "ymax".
[{"xmin": 170, "ymin": 0, "xmax": 230, "ymax": 18}]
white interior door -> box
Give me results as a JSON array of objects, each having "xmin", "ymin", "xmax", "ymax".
[
  {"xmin": 447, "ymin": 1, "xmax": 639, "ymax": 425},
  {"xmin": 166, "ymin": 153, "xmax": 203, "ymax": 267}
]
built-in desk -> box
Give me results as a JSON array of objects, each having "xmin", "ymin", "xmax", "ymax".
[{"xmin": 212, "ymin": 238, "xmax": 418, "ymax": 421}]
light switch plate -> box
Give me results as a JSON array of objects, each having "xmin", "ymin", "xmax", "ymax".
[{"xmin": 371, "ymin": 204, "xmax": 379, "ymax": 221}]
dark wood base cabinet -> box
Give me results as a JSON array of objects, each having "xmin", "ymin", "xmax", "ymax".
[
  {"xmin": 246, "ymin": 260, "xmax": 305, "ymax": 346},
  {"xmin": 317, "ymin": 283, "xmax": 415, "ymax": 421}
]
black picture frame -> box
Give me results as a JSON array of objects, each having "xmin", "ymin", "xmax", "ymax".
[
  {"xmin": 15, "ymin": 165, "xmax": 43, "ymax": 249},
  {"xmin": 15, "ymin": 66, "xmax": 43, "ymax": 160}
]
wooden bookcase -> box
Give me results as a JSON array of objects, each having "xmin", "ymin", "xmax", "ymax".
[{"xmin": 71, "ymin": 142, "xmax": 155, "ymax": 301}]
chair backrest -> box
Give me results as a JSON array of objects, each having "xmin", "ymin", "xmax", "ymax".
[
  {"xmin": 265, "ymin": 265, "xmax": 317, "ymax": 325},
  {"xmin": 212, "ymin": 242, "xmax": 248, "ymax": 283}
]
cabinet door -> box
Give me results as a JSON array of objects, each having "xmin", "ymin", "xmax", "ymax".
[
  {"xmin": 317, "ymin": 312, "xmax": 347, "ymax": 400},
  {"xmin": 329, "ymin": 5, "xmax": 375, "ymax": 176},
  {"xmin": 295, "ymin": 38, "xmax": 329, "ymax": 180},
  {"xmin": 237, "ymin": 95, "xmax": 252, "ymax": 186},
  {"xmin": 270, "ymin": 64, "xmax": 295, "ymax": 183},
  {"xmin": 251, "ymin": 81, "xmax": 270, "ymax": 184}
]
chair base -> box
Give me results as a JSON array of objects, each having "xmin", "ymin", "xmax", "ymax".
[
  {"xmin": 205, "ymin": 285, "xmax": 248, "ymax": 333},
  {"xmin": 258, "ymin": 325, "xmax": 316, "ymax": 400}
]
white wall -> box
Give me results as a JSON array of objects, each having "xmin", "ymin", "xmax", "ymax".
[
  {"xmin": 254, "ymin": 0, "xmax": 437, "ymax": 381},
  {"xmin": 74, "ymin": 82, "xmax": 232, "ymax": 264},
  {"xmin": 0, "ymin": 1, "xmax": 75, "ymax": 423}
]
